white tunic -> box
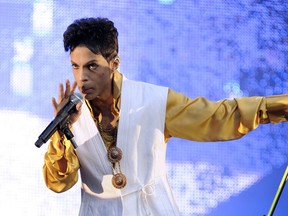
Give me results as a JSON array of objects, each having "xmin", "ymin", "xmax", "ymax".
[{"xmin": 72, "ymin": 79, "xmax": 180, "ymax": 216}]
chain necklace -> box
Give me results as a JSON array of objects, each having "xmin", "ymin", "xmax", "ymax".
[
  {"xmin": 95, "ymin": 117, "xmax": 117, "ymax": 149},
  {"xmin": 94, "ymin": 116, "xmax": 127, "ymax": 189}
]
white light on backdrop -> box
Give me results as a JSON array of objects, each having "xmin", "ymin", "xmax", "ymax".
[
  {"xmin": 33, "ymin": 0, "xmax": 53, "ymax": 36},
  {"xmin": 167, "ymin": 162, "xmax": 261, "ymax": 215},
  {"xmin": 11, "ymin": 63, "xmax": 33, "ymax": 96},
  {"xmin": 13, "ymin": 38, "xmax": 34, "ymax": 62},
  {"xmin": 11, "ymin": 37, "xmax": 34, "ymax": 96}
]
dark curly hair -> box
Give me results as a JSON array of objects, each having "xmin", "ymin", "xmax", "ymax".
[{"xmin": 63, "ymin": 17, "xmax": 118, "ymax": 61}]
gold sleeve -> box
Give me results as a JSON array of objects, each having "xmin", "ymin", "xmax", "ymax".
[
  {"xmin": 265, "ymin": 94, "xmax": 288, "ymax": 123},
  {"xmin": 43, "ymin": 131, "xmax": 80, "ymax": 193},
  {"xmin": 165, "ymin": 89, "xmax": 287, "ymax": 142}
]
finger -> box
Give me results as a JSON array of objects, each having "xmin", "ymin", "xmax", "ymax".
[
  {"xmin": 71, "ymin": 81, "xmax": 77, "ymax": 93},
  {"xmin": 58, "ymin": 83, "xmax": 64, "ymax": 103},
  {"xmin": 52, "ymin": 97, "xmax": 58, "ymax": 109},
  {"xmin": 64, "ymin": 80, "xmax": 71, "ymax": 98},
  {"xmin": 69, "ymin": 103, "xmax": 82, "ymax": 125},
  {"xmin": 76, "ymin": 102, "xmax": 82, "ymax": 112},
  {"xmin": 52, "ymin": 97, "xmax": 58, "ymax": 117}
]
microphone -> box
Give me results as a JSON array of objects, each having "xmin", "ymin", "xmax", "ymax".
[{"xmin": 35, "ymin": 93, "xmax": 83, "ymax": 148}]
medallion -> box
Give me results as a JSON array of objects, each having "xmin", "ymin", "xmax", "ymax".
[
  {"xmin": 112, "ymin": 173, "xmax": 127, "ymax": 189},
  {"xmin": 108, "ymin": 146, "xmax": 122, "ymax": 163}
]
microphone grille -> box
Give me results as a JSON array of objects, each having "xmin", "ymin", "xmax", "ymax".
[{"xmin": 70, "ymin": 92, "xmax": 84, "ymax": 104}]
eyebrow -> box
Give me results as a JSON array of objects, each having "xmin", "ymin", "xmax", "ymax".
[{"xmin": 71, "ymin": 59, "xmax": 98, "ymax": 66}]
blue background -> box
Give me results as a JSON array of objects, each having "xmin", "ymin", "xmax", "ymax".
[{"xmin": 0, "ymin": 0, "xmax": 287, "ymax": 215}]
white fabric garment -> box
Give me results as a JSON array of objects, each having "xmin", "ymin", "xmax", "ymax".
[{"xmin": 72, "ymin": 79, "xmax": 180, "ymax": 216}]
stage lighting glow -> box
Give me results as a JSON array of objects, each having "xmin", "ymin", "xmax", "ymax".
[
  {"xmin": 158, "ymin": 0, "xmax": 174, "ymax": 5},
  {"xmin": 33, "ymin": 0, "xmax": 53, "ymax": 36}
]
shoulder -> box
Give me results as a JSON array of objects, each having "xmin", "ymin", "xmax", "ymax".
[{"xmin": 123, "ymin": 78, "xmax": 168, "ymax": 92}]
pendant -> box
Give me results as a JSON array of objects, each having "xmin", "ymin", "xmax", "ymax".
[
  {"xmin": 107, "ymin": 146, "xmax": 122, "ymax": 163},
  {"xmin": 112, "ymin": 173, "xmax": 127, "ymax": 189}
]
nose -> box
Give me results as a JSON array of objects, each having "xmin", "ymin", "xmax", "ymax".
[{"xmin": 79, "ymin": 68, "xmax": 88, "ymax": 83}]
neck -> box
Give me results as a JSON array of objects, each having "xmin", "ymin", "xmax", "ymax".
[{"xmin": 90, "ymin": 94, "xmax": 114, "ymax": 113}]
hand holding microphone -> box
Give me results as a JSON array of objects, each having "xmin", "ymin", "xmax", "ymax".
[{"xmin": 35, "ymin": 80, "xmax": 83, "ymax": 148}]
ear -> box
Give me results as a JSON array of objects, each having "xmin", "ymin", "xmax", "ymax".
[{"xmin": 112, "ymin": 57, "xmax": 120, "ymax": 71}]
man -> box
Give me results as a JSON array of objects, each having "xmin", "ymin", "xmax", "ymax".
[{"xmin": 43, "ymin": 17, "xmax": 288, "ymax": 216}]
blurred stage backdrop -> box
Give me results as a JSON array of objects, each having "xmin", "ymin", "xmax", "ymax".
[{"xmin": 0, "ymin": 0, "xmax": 287, "ymax": 215}]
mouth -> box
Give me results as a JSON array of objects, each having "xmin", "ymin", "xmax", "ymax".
[{"xmin": 80, "ymin": 86, "xmax": 92, "ymax": 95}]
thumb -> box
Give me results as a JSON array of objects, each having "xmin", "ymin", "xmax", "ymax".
[{"xmin": 76, "ymin": 102, "xmax": 82, "ymax": 112}]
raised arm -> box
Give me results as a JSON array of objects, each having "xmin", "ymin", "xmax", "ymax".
[{"xmin": 165, "ymin": 89, "xmax": 288, "ymax": 142}]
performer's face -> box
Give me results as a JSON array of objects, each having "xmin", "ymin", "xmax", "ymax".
[{"xmin": 70, "ymin": 45, "xmax": 118, "ymax": 101}]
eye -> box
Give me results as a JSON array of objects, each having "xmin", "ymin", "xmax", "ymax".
[
  {"xmin": 88, "ymin": 63, "xmax": 98, "ymax": 71},
  {"xmin": 71, "ymin": 64, "xmax": 78, "ymax": 69}
]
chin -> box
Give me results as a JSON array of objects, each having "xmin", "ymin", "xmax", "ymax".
[{"xmin": 84, "ymin": 94, "xmax": 97, "ymax": 101}]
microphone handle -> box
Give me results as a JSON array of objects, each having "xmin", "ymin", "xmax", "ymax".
[
  {"xmin": 35, "ymin": 117, "xmax": 62, "ymax": 147},
  {"xmin": 35, "ymin": 101, "xmax": 77, "ymax": 148}
]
